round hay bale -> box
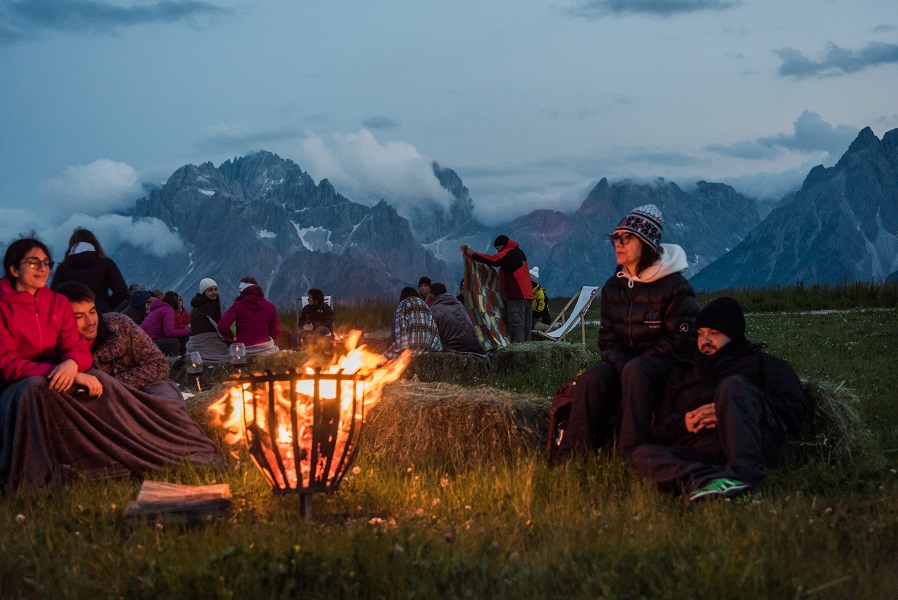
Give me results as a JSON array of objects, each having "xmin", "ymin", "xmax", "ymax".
[
  {"xmin": 363, "ymin": 381, "xmax": 549, "ymax": 469},
  {"xmin": 489, "ymin": 341, "xmax": 598, "ymax": 375},
  {"xmin": 402, "ymin": 352, "xmax": 490, "ymax": 383},
  {"xmin": 791, "ymin": 379, "xmax": 885, "ymax": 468}
]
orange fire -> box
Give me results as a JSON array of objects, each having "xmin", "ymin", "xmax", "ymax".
[{"xmin": 207, "ymin": 331, "xmax": 410, "ymax": 490}]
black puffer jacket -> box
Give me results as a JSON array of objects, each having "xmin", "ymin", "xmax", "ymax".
[
  {"xmin": 50, "ymin": 251, "xmax": 128, "ymax": 314},
  {"xmin": 190, "ymin": 293, "xmax": 223, "ymax": 335},
  {"xmin": 650, "ymin": 340, "xmax": 806, "ymax": 448},
  {"xmin": 428, "ymin": 293, "xmax": 486, "ymax": 356},
  {"xmin": 598, "ymin": 270, "xmax": 699, "ymax": 373}
]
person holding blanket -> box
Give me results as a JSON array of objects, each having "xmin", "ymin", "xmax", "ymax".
[
  {"xmin": 0, "ymin": 238, "xmax": 220, "ymax": 490},
  {"xmin": 462, "ymin": 235, "xmax": 533, "ymax": 342},
  {"xmin": 556, "ymin": 205, "xmax": 700, "ymax": 463}
]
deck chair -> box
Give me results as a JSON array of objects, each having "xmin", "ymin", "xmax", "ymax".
[{"xmin": 533, "ymin": 286, "xmax": 600, "ymax": 349}]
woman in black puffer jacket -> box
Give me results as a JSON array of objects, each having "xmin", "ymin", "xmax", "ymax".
[
  {"xmin": 185, "ymin": 278, "xmax": 232, "ymax": 364},
  {"xmin": 50, "ymin": 228, "xmax": 128, "ymax": 314},
  {"xmin": 556, "ymin": 205, "xmax": 699, "ymax": 462}
]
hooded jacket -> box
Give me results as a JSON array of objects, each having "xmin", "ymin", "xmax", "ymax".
[
  {"xmin": 428, "ymin": 293, "xmax": 486, "ymax": 356},
  {"xmin": 217, "ymin": 285, "xmax": 281, "ymax": 346},
  {"xmin": 650, "ymin": 339, "xmax": 806, "ymax": 448},
  {"xmin": 470, "ymin": 239, "xmax": 534, "ymax": 300},
  {"xmin": 140, "ymin": 298, "xmax": 191, "ymax": 340},
  {"xmin": 0, "ymin": 279, "xmax": 93, "ymax": 381},
  {"xmin": 50, "ymin": 250, "xmax": 128, "ymax": 314},
  {"xmin": 190, "ymin": 293, "xmax": 222, "ymax": 335},
  {"xmin": 598, "ymin": 243, "xmax": 699, "ymax": 372}
]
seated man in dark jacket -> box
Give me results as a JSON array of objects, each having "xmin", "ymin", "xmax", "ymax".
[
  {"xmin": 629, "ymin": 297, "xmax": 806, "ymax": 501},
  {"xmin": 428, "ymin": 282, "xmax": 486, "ymax": 357},
  {"xmin": 298, "ymin": 288, "xmax": 335, "ymax": 346}
]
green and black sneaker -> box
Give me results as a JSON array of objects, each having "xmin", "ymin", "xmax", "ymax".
[{"xmin": 688, "ymin": 478, "xmax": 751, "ymax": 502}]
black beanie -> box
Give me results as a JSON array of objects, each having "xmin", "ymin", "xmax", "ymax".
[
  {"xmin": 493, "ymin": 235, "xmax": 509, "ymax": 248},
  {"xmin": 418, "ymin": 276, "xmax": 431, "ymax": 287},
  {"xmin": 696, "ymin": 297, "xmax": 746, "ymax": 341}
]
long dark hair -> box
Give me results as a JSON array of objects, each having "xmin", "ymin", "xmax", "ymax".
[
  {"xmin": 64, "ymin": 227, "xmax": 107, "ymax": 260},
  {"xmin": 635, "ymin": 240, "xmax": 662, "ymax": 276},
  {"xmin": 4, "ymin": 238, "xmax": 52, "ymax": 283}
]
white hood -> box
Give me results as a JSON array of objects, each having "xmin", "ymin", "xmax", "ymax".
[{"xmin": 616, "ymin": 243, "xmax": 689, "ymax": 288}]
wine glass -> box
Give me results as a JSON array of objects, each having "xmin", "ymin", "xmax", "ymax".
[
  {"xmin": 186, "ymin": 351, "xmax": 204, "ymax": 391},
  {"xmin": 229, "ymin": 342, "xmax": 247, "ymax": 376}
]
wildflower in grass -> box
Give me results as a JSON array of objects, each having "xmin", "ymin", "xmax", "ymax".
[
  {"xmin": 415, "ymin": 508, "xmax": 424, "ymax": 516},
  {"xmin": 432, "ymin": 498, "xmax": 441, "ymax": 506},
  {"xmin": 443, "ymin": 532, "xmax": 454, "ymax": 543},
  {"xmin": 15, "ymin": 514, "xmax": 25, "ymax": 524},
  {"xmin": 352, "ymin": 466, "xmax": 361, "ymax": 475},
  {"xmin": 440, "ymin": 476, "xmax": 449, "ymax": 487}
]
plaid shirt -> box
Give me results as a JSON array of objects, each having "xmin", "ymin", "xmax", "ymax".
[{"xmin": 385, "ymin": 296, "xmax": 442, "ymax": 359}]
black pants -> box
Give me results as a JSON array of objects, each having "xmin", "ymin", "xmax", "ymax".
[
  {"xmin": 629, "ymin": 375, "xmax": 787, "ymax": 493},
  {"xmin": 557, "ymin": 356, "xmax": 675, "ymax": 460}
]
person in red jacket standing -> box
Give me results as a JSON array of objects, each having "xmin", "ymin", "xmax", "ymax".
[{"xmin": 462, "ymin": 235, "xmax": 534, "ymax": 343}]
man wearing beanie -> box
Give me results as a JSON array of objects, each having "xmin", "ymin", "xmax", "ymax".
[
  {"xmin": 461, "ymin": 234, "xmax": 534, "ymax": 342},
  {"xmin": 629, "ymin": 297, "xmax": 806, "ymax": 501}
]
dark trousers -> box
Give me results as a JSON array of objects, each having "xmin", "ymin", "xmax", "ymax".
[
  {"xmin": 506, "ymin": 298, "xmax": 532, "ymax": 343},
  {"xmin": 630, "ymin": 375, "xmax": 787, "ymax": 493},
  {"xmin": 558, "ymin": 356, "xmax": 675, "ymax": 460}
]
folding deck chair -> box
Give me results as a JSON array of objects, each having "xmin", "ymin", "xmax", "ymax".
[{"xmin": 532, "ymin": 286, "xmax": 600, "ymax": 349}]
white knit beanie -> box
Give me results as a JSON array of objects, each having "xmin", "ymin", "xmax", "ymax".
[
  {"xmin": 199, "ymin": 278, "xmax": 217, "ymax": 294},
  {"xmin": 529, "ymin": 266, "xmax": 540, "ymax": 282}
]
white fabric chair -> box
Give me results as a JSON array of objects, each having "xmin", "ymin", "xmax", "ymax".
[{"xmin": 532, "ymin": 286, "xmax": 600, "ymax": 349}]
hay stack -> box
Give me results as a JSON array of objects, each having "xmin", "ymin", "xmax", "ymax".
[
  {"xmin": 489, "ymin": 341, "xmax": 597, "ymax": 375},
  {"xmin": 402, "ymin": 352, "xmax": 490, "ymax": 383},
  {"xmin": 363, "ymin": 381, "xmax": 549, "ymax": 468},
  {"xmin": 793, "ymin": 380, "xmax": 885, "ymax": 468}
]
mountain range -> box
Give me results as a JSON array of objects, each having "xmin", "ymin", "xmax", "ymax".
[{"xmin": 111, "ymin": 126, "xmax": 897, "ymax": 304}]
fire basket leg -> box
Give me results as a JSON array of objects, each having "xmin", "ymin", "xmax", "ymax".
[{"xmin": 300, "ymin": 494, "xmax": 313, "ymax": 521}]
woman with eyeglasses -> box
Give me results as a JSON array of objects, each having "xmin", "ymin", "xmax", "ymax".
[
  {"xmin": 50, "ymin": 227, "xmax": 128, "ymax": 314},
  {"xmin": 0, "ymin": 238, "xmax": 222, "ymax": 489},
  {"xmin": 555, "ymin": 205, "xmax": 700, "ymax": 463}
]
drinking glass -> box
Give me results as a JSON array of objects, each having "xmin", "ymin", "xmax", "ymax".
[
  {"xmin": 186, "ymin": 351, "xmax": 204, "ymax": 391},
  {"xmin": 229, "ymin": 342, "xmax": 247, "ymax": 376}
]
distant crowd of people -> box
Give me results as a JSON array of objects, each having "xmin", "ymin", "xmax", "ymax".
[{"xmin": 0, "ymin": 204, "xmax": 806, "ymax": 501}]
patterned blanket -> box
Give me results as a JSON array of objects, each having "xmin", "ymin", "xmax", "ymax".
[{"xmin": 461, "ymin": 256, "xmax": 507, "ymax": 351}]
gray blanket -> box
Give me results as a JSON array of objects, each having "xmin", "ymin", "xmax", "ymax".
[{"xmin": 0, "ymin": 371, "xmax": 222, "ymax": 491}]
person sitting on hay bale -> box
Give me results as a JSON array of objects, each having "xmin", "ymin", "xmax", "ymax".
[
  {"xmin": 629, "ymin": 297, "xmax": 806, "ymax": 501},
  {"xmin": 56, "ymin": 282, "xmax": 186, "ymax": 407},
  {"xmin": 427, "ymin": 282, "xmax": 486, "ymax": 358},
  {"xmin": 384, "ymin": 287, "xmax": 442, "ymax": 359},
  {"xmin": 218, "ymin": 277, "xmax": 281, "ymax": 357},
  {"xmin": 185, "ymin": 278, "xmax": 232, "ymax": 365},
  {"xmin": 298, "ymin": 288, "xmax": 334, "ymax": 347}
]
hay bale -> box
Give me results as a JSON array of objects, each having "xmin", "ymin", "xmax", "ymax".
[
  {"xmin": 792, "ymin": 380, "xmax": 884, "ymax": 468},
  {"xmin": 363, "ymin": 381, "xmax": 549, "ymax": 468},
  {"xmin": 489, "ymin": 341, "xmax": 597, "ymax": 375},
  {"xmin": 402, "ymin": 352, "xmax": 490, "ymax": 383}
]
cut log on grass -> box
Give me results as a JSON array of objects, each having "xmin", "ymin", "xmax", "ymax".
[{"xmin": 125, "ymin": 481, "xmax": 232, "ymax": 527}]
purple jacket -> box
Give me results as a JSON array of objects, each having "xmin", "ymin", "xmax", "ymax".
[
  {"xmin": 141, "ymin": 298, "xmax": 190, "ymax": 339},
  {"xmin": 218, "ymin": 285, "xmax": 282, "ymax": 346}
]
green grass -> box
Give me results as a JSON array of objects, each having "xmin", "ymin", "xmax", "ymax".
[{"xmin": 3, "ymin": 285, "xmax": 898, "ymax": 599}]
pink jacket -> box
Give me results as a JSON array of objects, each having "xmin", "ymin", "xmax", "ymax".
[
  {"xmin": 0, "ymin": 279, "xmax": 93, "ymax": 381},
  {"xmin": 218, "ymin": 285, "xmax": 281, "ymax": 346},
  {"xmin": 140, "ymin": 298, "xmax": 190, "ymax": 339}
]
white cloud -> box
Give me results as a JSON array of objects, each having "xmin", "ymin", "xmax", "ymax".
[
  {"xmin": 40, "ymin": 159, "xmax": 143, "ymax": 216},
  {"xmin": 41, "ymin": 214, "xmax": 184, "ymax": 260},
  {"xmin": 295, "ymin": 129, "xmax": 455, "ymax": 217}
]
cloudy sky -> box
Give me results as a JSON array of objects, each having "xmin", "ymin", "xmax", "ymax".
[{"xmin": 1, "ymin": 0, "xmax": 896, "ymax": 252}]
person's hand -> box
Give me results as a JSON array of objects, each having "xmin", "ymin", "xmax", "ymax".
[
  {"xmin": 47, "ymin": 359, "xmax": 78, "ymax": 392},
  {"xmin": 303, "ymin": 324, "xmax": 313, "ymax": 331},
  {"xmin": 73, "ymin": 372, "xmax": 104, "ymax": 397},
  {"xmin": 684, "ymin": 403, "xmax": 717, "ymax": 433},
  {"xmin": 461, "ymin": 245, "xmax": 473, "ymax": 257}
]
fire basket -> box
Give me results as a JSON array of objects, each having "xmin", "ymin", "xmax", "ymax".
[{"xmin": 228, "ymin": 368, "xmax": 371, "ymax": 519}]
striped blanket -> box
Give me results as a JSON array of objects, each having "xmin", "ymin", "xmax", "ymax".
[{"xmin": 461, "ymin": 256, "xmax": 507, "ymax": 351}]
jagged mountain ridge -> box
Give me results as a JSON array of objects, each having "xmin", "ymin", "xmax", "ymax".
[{"xmin": 691, "ymin": 127, "xmax": 898, "ymax": 289}]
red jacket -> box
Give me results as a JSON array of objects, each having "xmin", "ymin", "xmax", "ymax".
[
  {"xmin": 174, "ymin": 309, "xmax": 191, "ymax": 330},
  {"xmin": 140, "ymin": 298, "xmax": 191, "ymax": 339},
  {"xmin": 218, "ymin": 285, "xmax": 282, "ymax": 346},
  {"xmin": 470, "ymin": 239, "xmax": 534, "ymax": 300},
  {"xmin": 0, "ymin": 279, "xmax": 93, "ymax": 381}
]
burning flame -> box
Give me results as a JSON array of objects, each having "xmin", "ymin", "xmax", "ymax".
[{"xmin": 207, "ymin": 331, "xmax": 411, "ymax": 490}]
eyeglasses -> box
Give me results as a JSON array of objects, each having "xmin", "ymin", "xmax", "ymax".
[
  {"xmin": 609, "ymin": 232, "xmax": 634, "ymax": 246},
  {"xmin": 19, "ymin": 258, "xmax": 54, "ymax": 270}
]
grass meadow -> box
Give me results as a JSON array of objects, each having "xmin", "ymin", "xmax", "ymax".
[{"xmin": 1, "ymin": 284, "xmax": 897, "ymax": 599}]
